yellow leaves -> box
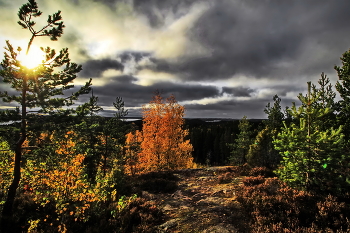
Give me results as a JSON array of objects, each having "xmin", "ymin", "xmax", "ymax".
[
  {"xmin": 27, "ymin": 219, "xmax": 41, "ymax": 233},
  {"xmin": 0, "ymin": 140, "xmax": 15, "ymax": 191},
  {"xmin": 20, "ymin": 130, "xmax": 110, "ymax": 229},
  {"xmin": 57, "ymin": 224, "xmax": 67, "ymax": 233},
  {"xmin": 7, "ymin": 127, "xmax": 127, "ymax": 232}
]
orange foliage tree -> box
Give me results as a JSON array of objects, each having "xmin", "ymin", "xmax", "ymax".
[
  {"xmin": 125, "ymin": 131, "xmax": 143, "ymax": 175},
  {"xmin": 19, "ymin": 130, "xmax": 121, "ymax": 231},
  {"xmin": 125, "ymin": 93, "xmax": 193, "ymax": 174}
]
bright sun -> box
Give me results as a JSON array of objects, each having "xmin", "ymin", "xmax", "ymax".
[{"xmin": 18, "ymin": 46, "xmax": 45, "ymax": 69}]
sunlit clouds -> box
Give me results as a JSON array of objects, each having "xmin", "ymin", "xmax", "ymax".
[{"xmin": 1, "ymin": 0, "xmax": 350, "ymax": 118}]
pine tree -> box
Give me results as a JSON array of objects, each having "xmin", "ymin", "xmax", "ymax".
[
  {"xmin": 273, "ymin": 81, "xmax": 348, "ymax": 193},
  {"xmin": 228, "ymin": 116, "xmax": 253, "ymax": 165},
  {"xmin": 247, "ymin": 127, "xmax": 272, "ymax": 167},
  {"xmin": 75, "ymin": 92, "xmax": 103, "ymax": 182},
  {"xmin": 74, "ymin": 95, "xmax": 128, "ymax": 181},
  {"xmin": 335, "ymin": 49, "xmax": 350, "ymax": 147},
  {"xmin": 247, "ymin": 95, "xmax": 284, "ymax": 168},
  {"xmin": 311, "ymin": 72, "xmax": 337, "ymax": 131},
  {"xmin": 0, "ymin": 0, "xmax": 91, "ymax": 228}
]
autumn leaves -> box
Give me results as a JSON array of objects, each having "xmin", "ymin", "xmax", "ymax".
[{"xmin": 125, "ymin": 93, "xmax": 193, "ymax": 175}]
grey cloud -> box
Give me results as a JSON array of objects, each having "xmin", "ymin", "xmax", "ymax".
[
  {"xmin": 185, "ymin": 95, "xmax": 297, "ymax": 119},
  {"xmin": 152, "ymin": 82, "xmax": 220, "ymax": 102},
  {"xmin": 90, "ymin": 75, "xmax": 220, "ymax": 107},
  {"xmin": 118, "ymin": 51, "xmax": 152, "ymax": 63},
  {"xmin": 80, "ymin": 59, "xmax": 123, "ymax": 77},
  {"xmin": 54, "ymin": 0, "xmax": 350, "ymax": 84},
  {"xmin": 146, "ymin": 0, "xmax": 350, "ymax": 82},
  {"xmin": 132, "ymin": 0, "xmax": 202, "ymax": 28},
  {"xmin": 270, "ymin": 85, "xmax": 304, "ymax": 97},
  {"xmin": 93, "ymin": 0, "xmax": 200, "ymax": 28},
  {"xmin": 63, "ymin": 33, "xmax": 90, "ymax": 59},
  {"xmin": 79, "ymin": 52, "xmax": 153, "ymax": 78},
  {"xmin": 222, "ymin": 86, "xmax": 254, "ymax": 97},
  {"xmin": 0, "ymin": 0, "xmax": 13, "ymax": 8},
  {"xmin": 2, "ymin": 0, "xmax": 350, "ymax": 119},
  {"xmin": 185, "ymin": 99, "xmax": 267, "ymax": 119}
]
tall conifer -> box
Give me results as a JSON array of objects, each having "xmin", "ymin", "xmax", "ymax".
[
  {"xmin": 247, "ymin": 95, "xmax": 284, "ymax": 168},
  {"xmin": 228, "ymin": 116, "xmax": 253, "ymax": 165},
  {"xmin": 335, "ymin": 49, "xmax": 350, "ymax": 148}
]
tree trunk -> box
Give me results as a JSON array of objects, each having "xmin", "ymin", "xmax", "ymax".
[
  {"xmin": 0, "ymin": 146, "xmax": 23, "ymax": 232},
  {"xmin": 0, "ymin": 78, "xmax": 26, "ymax": 233}
]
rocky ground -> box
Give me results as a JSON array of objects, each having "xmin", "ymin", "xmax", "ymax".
[
  {"xmin": 134, "ymin": 167, "xmax": 245, "ymax": 233},
  {"xmin": 124, "ymin": 166, "xmax": 350, "ymax": 233}
]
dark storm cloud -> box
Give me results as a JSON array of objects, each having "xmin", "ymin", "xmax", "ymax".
[
  {"xmin": 118, "ymin": 51, "xmax": 152, "ymax": 63},
  {"xmin": 144, "ymin": 0, "xmax": 350, "ymax": 81},
  {"xmin": 79, "ymin": 52, "xmax": 153, "ymax": 78},
  {"xmin": 91, "ymin": 75, "xmax": 220, "ymax": 107},
  {"xmin": 132, "ymin": 0, "xmax": 199, "ymax": 28},
  {"xmin": 95, "ymin": 0, "xmax": 199, "ymax": 26},
  {"xmin": 80, "ymin": 59, "xmax": 123, "ymax": 77},
  {"xmin": 63, "ymin": 33, "xmax": 90, "ymax": 59},
  {"xmin": 222, "ymin": 86, "xmax": 254, "ymax": 97},
  {"xmin": 61, "ymin": 0, "xmax": 350, "ymax": 84},
  {"xmin": 185, "ymin": 99, "xmax": 268, "ymax": 119},
  {"xmin": 184, "ymin": 95, "xmax": 297, "ymax": 119},
  {"xmin": 2, "ymin": 0, "xmax": 350, "ymax": 119},
  {"xmin": 269, "ymin": 85, "xmax": 304, "ymax": 98}
]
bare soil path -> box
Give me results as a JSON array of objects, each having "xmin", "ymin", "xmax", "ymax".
[{"xmin": 137, "ymin": 167, "xmax": 245, "ymax": 233}]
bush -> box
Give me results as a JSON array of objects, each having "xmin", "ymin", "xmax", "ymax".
[
  {"xmin": 234, "ymin": 177, "xmax": 350, "ymax": 232},
  {"xmin": 248, "ymin": 167, "xmax": 275, "ymax": 178},
  {"xmin": 218, "ymin": 172, "xmax": 236, "ymax": 184},
  {"xmin": 123, "ymin": 171, "xmax": 179, "ymax": 195},
  {"xmin": 242, "ymin": 176, "xmax": 265, "ymax": 186}
]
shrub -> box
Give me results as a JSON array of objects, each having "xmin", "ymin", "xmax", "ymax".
[
  {"xmin": 234, "ymin": 177, "xmax": 350, "ymax": 232},
  {"xmin": 248, "ymin": 167, "xmax": 275, "ymax": 178},
  {"xmin": 242, "ymin": 176, "xmax": 265, "ymax": 186}
]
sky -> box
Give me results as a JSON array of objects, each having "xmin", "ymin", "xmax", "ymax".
[{"xmin": 1, "ymin": 0, "xmax": 350, "ymax": 119}]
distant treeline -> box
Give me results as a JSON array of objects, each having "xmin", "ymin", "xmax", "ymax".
[{"xmin": 129, "ymin": 118, "xmax": 264, "ymax": 166}]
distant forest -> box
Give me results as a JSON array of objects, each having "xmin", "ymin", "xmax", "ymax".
[{"xmin": 131, "ymin": 118, "xmax": 263, "ymax": 166}]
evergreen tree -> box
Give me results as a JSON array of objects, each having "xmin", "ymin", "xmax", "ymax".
[
  {"xmin": 0, "ymin": 0, "xmax": 91, "ymax": 228},
  {"xmin": 311, "ymin": 72, "xmax": 337, "ymax": 130},
  {"xmin": 99, "ymin": 97, "xmax": 129, "ymax": 176},
  {"xmin": 75, "ymin": 92, "xmax": 103, "ymax": 182},
  {"xmin": 247, "ymin": 127, "xmax": 273, "ymax": 168},
  {"xmin": 74, "ymin": 95, "xmax": 128, "ymax": 182},
  {"xmin": 335, "ymin": 49, "xmax": 350, "ymax": 147},
  {"xmin": 190, "ymin": 127, "xmax": 204, "ymax": 164},
  {"xmin": 247, "ymin": 95, "xmax": 284, "ymax": 168},
  {"xmin": 273, "ymin": 81, "xmax": 348, "ymax": 193},
  {"xmin": 228, "ymin": 116, "xmax": 253, "ymax": 165},
  {"xmin": 264, "ymin": 95, "xmax": 285, "ymax": 130}
]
